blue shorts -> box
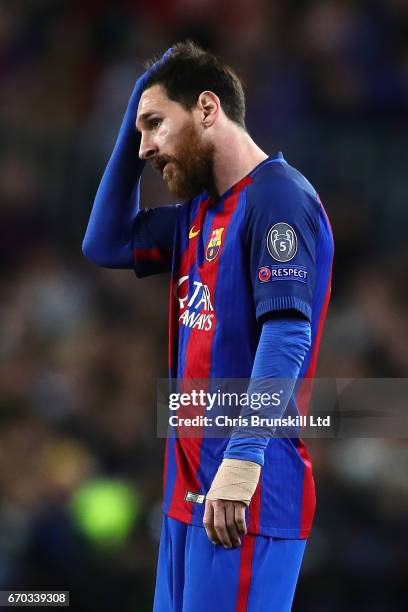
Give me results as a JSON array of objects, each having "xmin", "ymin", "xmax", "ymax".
[{"xmin": 153, "ymin": 515, "xmax": 307, "ymax": 612}]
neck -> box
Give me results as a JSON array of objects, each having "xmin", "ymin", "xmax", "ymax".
[{"xmin": 211, "ymin": 127, "xmax": 268, "ymax": 198}]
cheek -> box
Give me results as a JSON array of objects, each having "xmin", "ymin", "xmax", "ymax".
[
  {"xmin": 156, "ymin": 124, "xmax": 174, "ymax": 149},
  {"xmin": 158, "ymin": 125, "xmax": 169, "ymax": 140},
  {"xmin": 157, "ymin": 117, "xmax": 189, "ymax": 151}
]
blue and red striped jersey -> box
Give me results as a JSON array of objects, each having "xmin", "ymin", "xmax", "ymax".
[{"xmin": 133, "ymin": 152, "xmax": 334, "ymax": 538}]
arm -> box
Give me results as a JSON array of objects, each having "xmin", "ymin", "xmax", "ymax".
[{"xmin": 82, "ymin": 49, "xmax": 178, "ymax": 272}]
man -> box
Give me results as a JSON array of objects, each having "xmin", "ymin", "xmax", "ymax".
[{"xmin": 83, "ymin": 41, "xmax": 334, "ymax": 611}]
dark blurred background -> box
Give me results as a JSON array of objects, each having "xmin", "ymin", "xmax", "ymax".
[{"xmin": 1, "ymin": 0, "xmax": 407, "ymax": 610}]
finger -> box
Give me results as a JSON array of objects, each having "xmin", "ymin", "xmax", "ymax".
[
  {"xmin": 213, "ymin": 501, "xmax": 232, "ymax": 548},
  {"xmin": 234, "ymin": 502, "xmax": 247, "ymax": 536},
  {"xmin": 151, "ymin": 48, "xmax": 173, "ymax": 73},
  {"xmin": 203, "ymin": 501, "xmax": 218, "ymax": 545},
  {"xmin": 161, "ymin": 48, "xmax": 173, "ymax": 61},
  {"xmin": 225, "ymin": 502, "xmax": 241, "ymax": 547}
]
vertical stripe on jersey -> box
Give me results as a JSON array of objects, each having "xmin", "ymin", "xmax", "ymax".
[
  {"xmin": 168, "ymin": 198, "xmax": 208, "ymax": 375},
  {"xmin": 296, "ymin": 439, "xmax": 316, "ymax": 537}
]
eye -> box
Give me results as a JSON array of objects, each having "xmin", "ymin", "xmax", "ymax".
[{"xmin": 150, "ymin": 117, "xmax": 162, "ymax": 129}]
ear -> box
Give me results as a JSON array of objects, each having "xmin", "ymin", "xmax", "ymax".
[{"xmin": 196, "ymin": 91, "xmax": 220, "ymax": 127}]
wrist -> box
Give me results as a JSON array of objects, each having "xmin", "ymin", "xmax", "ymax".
[{"xmin": 206, "ymin": 458, "xmax": 261, "ymax": 506}]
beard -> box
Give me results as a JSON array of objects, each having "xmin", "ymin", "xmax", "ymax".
[{"xmin": 152, "ymin": 121, "xmax": 216, "ymax": 200}]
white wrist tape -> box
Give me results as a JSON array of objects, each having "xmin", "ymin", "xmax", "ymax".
[{"xmin": 206, "ymin": 458, "xmax": 261, "ymax": 506}]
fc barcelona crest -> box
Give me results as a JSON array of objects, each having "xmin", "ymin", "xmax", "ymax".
[{"xmin": 205, "ymin": 227, "xmax": 224, "ymax": 262}]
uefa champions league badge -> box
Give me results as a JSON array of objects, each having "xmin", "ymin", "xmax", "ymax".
[
  {"xmin": 258, "ymin": 266, "xmax": 272, "ymax": 283},
  {"xmin": 267, "ymin": 222, "xmax": 297, "ymax": 262},
  {"xmin": 205, "ymin": 227, "xmax": 225, "ymax": 262}
]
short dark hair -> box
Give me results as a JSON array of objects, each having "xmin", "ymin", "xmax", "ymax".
[{"xmin": 143, "ymin": 41, "xmax": 246, "ymax": 129}]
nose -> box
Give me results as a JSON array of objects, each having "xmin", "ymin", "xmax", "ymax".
[{"xmin": 139, "ymin": 132, "xmax": 158, "ymax": 160}]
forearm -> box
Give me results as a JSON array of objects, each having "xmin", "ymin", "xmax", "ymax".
[
  {"xmin": 223, "ymin": 314, "xmax": 312, "ymax": 465},
  {"xmin": 82, "ymin": 76, "xmax": 147, "ymax": 268}
]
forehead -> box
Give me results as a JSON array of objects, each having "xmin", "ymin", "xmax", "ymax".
[{"xmin": 136, "ymin": 84, "xmax": 185, "ymax": 127}]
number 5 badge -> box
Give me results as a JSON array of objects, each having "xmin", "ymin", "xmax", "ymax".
[{"xmin": 267, "ymin": 222, "xmax": 297, "ymax": 262}]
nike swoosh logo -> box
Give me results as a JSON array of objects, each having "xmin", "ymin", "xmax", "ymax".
[{"xmin": 189, "ymin": 226, "xmax": 200, "ymax": 239}]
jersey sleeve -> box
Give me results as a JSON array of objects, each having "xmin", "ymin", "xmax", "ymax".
[
  {"xmin": 132, "ymin": 202, "xmax": 180, "ymax": 277},
  {"xmin": 245, "ymin": 166, "xmax": 319, "ymax": 323}
]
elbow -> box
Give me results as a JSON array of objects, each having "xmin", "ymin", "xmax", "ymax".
[
  {"xmin": 82, "ymin": 236, "xmax": 98, "ymax": 264},
  {"xmin": 287, "ymin": 321, "xmax": 312, "ymax": 360},
  {"xmin": 301, "ymin": 321, "xmax": 312, "ymax": 354},
  {"xmin": 82, "ymin": 236, "xmax": 132, "ymax": 269},
  {"xmin": 82, "ymin": 236, "xmax": 108, "ymax": 267}
]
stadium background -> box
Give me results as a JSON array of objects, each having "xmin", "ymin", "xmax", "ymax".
[{"xmin": 1, "ymin": 0, "xmax": 407, "ymax": 610}]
